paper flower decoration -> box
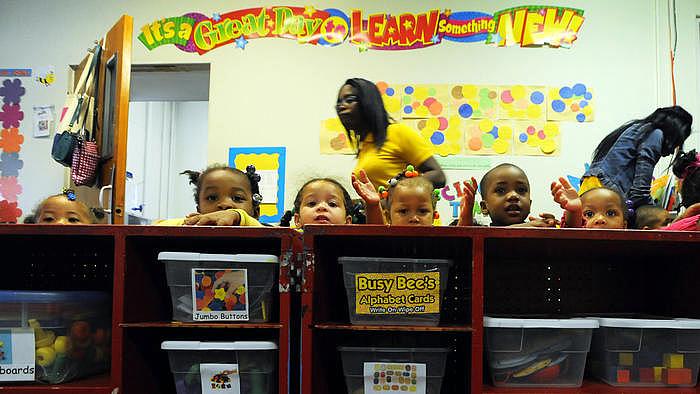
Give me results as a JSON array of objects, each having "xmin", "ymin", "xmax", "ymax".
[
  {"xmin": 0, "ymin": 103, "xmax": 24, "ymax": 128},
  {"xmin": 0, "ymin": 200, "xmax": 22, "ymax": 223},
  {"xmin": 0, "ymin": 79, "xmax": 25, "ymax": 104},
  {"xmin": 0, "ymin": 128, "xmax": 24, "ymax": 153},
  {"xmin": 417, "ymin": 116, "xmax": 462, "ymax": 157},
  {"xmin": 0, "ymin": 176, "xmax": 21, "ymax": 202},
  {"xmin": 0, "ymin": 152, "xmax": 24, "ymax": 177}
]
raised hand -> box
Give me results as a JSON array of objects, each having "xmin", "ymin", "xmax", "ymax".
[
  {"xmin": 351, "ymin": 169, "xmax": 380, "ymax": 206},
  {"xmin": 457, "ymin": 177, "xmax": 478, "ymax": 226}
]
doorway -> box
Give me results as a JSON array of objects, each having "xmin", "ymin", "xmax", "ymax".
[{"xmin": 126, "ymin": 63, "xmax": 209, "ymax": 223}]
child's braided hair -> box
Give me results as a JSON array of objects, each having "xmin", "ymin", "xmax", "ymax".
[{"xmin": 181, "ymin": 164, "xmax": 262, "ymax": 211}]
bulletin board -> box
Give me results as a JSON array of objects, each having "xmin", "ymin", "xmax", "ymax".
[{"xmin": 229, "ymin": 147, "xmax": 286, "ymax": 223}]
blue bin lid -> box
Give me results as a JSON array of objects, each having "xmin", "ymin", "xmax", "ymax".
[{"xmin": 0, "ymin": 290, "xmax": 110, "ymax": 303}]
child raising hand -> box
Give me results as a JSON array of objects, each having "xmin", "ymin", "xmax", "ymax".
[{"xmin": 552, "ymin": 177, "xmax": 627, "ymax": 229}]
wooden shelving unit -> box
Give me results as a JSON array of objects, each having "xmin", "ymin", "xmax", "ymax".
[
  {"xmin": 1, "ymin": 225, "xmax": 698, "ymax": 393},
  {"xmin": 300, "ymin": 225, "xmax": 700, "ymax": 394}
]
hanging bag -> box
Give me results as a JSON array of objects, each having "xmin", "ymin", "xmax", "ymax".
[
  {"xmin": 52, "ymin": 45, "xmax": 100, "ymax": 167},
  {"xmin": 71, "ymin": 45, "xmax": 102, "ymax": 185}
]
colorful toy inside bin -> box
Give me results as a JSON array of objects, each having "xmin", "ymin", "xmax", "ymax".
[
  {"xmin": 338, "ymin": 346, "xmax": 449, "ymax": 394},
  {"xmin": 0, "ymin": 290, "xmax": 111, "ymax": 384},
  {"xmin": 589, "ymin": 318, "xmax": 700, "ymax": 387},
  {"xmin": 161, "ymin": 340, "xmax": 278, "ymax": 394},
  {"xmin": 484, "ymin": 317, "xmax": 597, "ymax": 388},
  {"xmin": 158, "ymin": 252, "xmax": 278, "ymax": 323},
  {"xmin": 339, "ymin": 257, "xmax": 452, "ymax": 326}
]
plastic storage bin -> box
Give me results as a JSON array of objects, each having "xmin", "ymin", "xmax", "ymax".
[
  {"xmin": 484, "ymin": 317, "xmax": 597, "ymax": 387},
  {"xmin": 161, "ymin": 341, "xmax": 277, "ymax": 394},
  {"xmin": 338, "ymin": 346, "xmax": 449, "ymax": 394},
  {"xmin": 159, "ymin": 252, "xmax": 278, "ymax": 323},
  {"xmin": 338, "ymin": 257, "xmax": 452, "ymax": 326},
  {"xmin": 0, "ymin": 290, "xmax": 111, "ymax": 384},
  {"xmin": 589, "ymin": 318, "xmax": 700, "ymax": 387}
]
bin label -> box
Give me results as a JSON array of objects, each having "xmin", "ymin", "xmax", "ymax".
[
  {"xmin": 364, "ymin": 362, "xmax": 426, "ymax": 393},
  {"xmin": 355, "ymin": 272, "xmax": 440, "ymax": 315},
  {"xmin": 0, "ymin": 328, "xmax": 35, "ymax": 381},
  {"xmin": 192, "ymin": 268, "xmax": 249, "ymax": 321},
  {"xmin": 200, "ymin": 363, "xmax": 240, "ymax": 393}
]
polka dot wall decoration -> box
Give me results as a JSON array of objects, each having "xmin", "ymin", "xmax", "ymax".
[
  {"xmin": 513, "ymin": 121, "xmax": 560, "ymax": 156},
  {"xmin": 408, "ymin": 116, "xmax": 463, "ymax": 157},
  {"xmin": 400, "ymin": 84, "xmax": 448, "ymax": 118},
  {"xmin": 498, "ymin": 85, "xmax": 546, "ymax": 120},
  {"xmin": 450, "ymin": 84, "xmax": 498, "ymax": 120},
  {"xmin": 547, "ymin": 83, "xmax": 594, "ymax": 122},
  {"xmin": 0, "ymin": 78, "xmax": 24, "ymax": 222},
  {"xmin": 464, "ymin": 119, "xmax": 513, "ymax": 155},
  {"xmin": 375, "ymin": 81, "xmax": 404, "ymax": 119}
]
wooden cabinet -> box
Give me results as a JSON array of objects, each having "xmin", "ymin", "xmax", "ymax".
[
  {"xmin": 300, "ymin": 225, "xmax": 700, "ymax": 394},
  {"xmin": 0, "ymin": 225, "xmax": 698, "ymax": 393},
  {"xmin": 0, "ymin": 225, "xmax": 296, "ymax": 394}
]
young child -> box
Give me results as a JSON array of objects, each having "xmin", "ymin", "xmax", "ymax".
[
  {"xmin": 551, "ymin": 178, "xmax": 627, "ymax": 229},
  {"xmin": 479, "ymin": 163, "xmax": 557, "ymax": 227},
  {"xmin": 353, "ymin": 166, "xmax": 439, "ymax": 226},
  {"xmin": 582, "ymin": 106, "xmax": 692, "ymax": 208},
  {"xmin": 659, "ymin": 149, "xmax": 700, "ymax": 231},
  {"xmin": 279, "ymin": 178, "xmax": 354, "ymax": 227},
  {"xmin": 634, "ymin": 205, "xmax": 672, "ymax": 229},
  {"xmin": 156, "ymin": 164, "xmax": 263, "ymax": 226},
  {"xmin": 32, "ymin": 189, "xmax": 97, "ymax": 224}
]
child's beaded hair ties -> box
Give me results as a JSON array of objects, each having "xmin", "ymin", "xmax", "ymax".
[{"xmin": 377, "ymin": 165, "xmax": 441, "ymax": 219}]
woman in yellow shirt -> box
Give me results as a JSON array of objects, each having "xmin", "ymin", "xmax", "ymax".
[{"xmin": 336, "ymin": 78, "xmax": 446, "ymax": 189}]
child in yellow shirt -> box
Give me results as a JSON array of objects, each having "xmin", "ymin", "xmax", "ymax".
[{"xmin": 156, "ymin": 164, "xmax": 263, "ymax": 226}]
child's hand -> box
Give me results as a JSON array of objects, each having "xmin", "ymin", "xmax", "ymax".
[
  {"xmin": 526, "ymin": 213, "xmax": 560, "ymax": 227},
  {"xmin": 551, "ymin": 177, "xmax": 581, "ymax": 213},
  {"xmin": 457, "ymin": 177, "xmax": 478, "ymax": 226},
  {"xmin": 184, "ymin": 210, "xmax": 242, "ymax": 226},
  {"xmin": 351, "ymin": 170, "xmax": 380, "ymax": 206}
]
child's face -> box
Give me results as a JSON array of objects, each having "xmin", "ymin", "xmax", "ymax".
[
  {"xmin": 198, "ymin": 169, "xmax": 255, "ymax": 216},
  {"xmin": 294, "ymin": 181, "xmax": 351, "ymax": 226},
  {"xmin": 37, "ymin": 196, "xmax": 92, "ymax": 224},
  {"xmin": 480, "ymin": 166, "xmax": 531, "ymax": 226},
  {"xmin": 580, "ymin": 189, "xmax": 626, "ymax": 229},
  {"xmin": 642, "ymin": 211, "xmax": 672, "ymax": 230},
  {"xmin": 388, "ymin": 184, "xmax": 434, "ymax": 226}
]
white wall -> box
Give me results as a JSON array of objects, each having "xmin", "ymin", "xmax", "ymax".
[{"xmin": 2, "ymin": 0, "xmax": 698, "ymax": 221}]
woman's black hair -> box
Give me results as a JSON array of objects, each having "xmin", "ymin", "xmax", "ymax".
[
  {"xmin": 279, "ymin": 178, "xmax": 363, "ymax": 226},
  {"xmin": 342, "ymin": 78, "xmax": 392, "ymax": 154},
  {"xmin": 181, "ymin": 164, "xmax": 262, "ymax": 211},
  {"xmin": 672, "ymin": 149, "xmax": 700, "ymax": 208},
  {"xmin": 592, "ymin": 106, "xmax": 692, "ymax": 162}
]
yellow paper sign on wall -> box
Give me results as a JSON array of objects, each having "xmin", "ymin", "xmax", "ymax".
[{"xmin": 355, "ymin": 272, "xmax": 440, "ymax": 315}]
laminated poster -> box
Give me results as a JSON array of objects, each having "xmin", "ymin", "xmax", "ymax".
[
  {"xmin": 512, "ymin": 121, "xmax": 560, "ymax": 156},
  {"xmin": 450, "ymin": 85, "xmax": 499, "ymax": 120},
  {"xmin": 406, "ymin": 117, "xmax": 463, "ymax": 157},
  {"xmin": 364, "ymin": 362, "xmax": 427, "ymax": 394},
  {"xmin": 464, "ymin": 119, "xmax": 513, "ymax": 155},
  {"xmin": 547, "ymin": 83, "xmax": 594, "ymax": 122},
  {"xmin": 400, "ymin": 84, "xmax": 449, "ymax": 119},
  {"xmin": 376, "ymin": 82, "xmax": 404, "ymax": 119},
  {"xmin": 200, "ymin": 363, "xmax": 241, "ymax": 394},
  {"xmin": 319, "ymin": 117, "xmax": 354, "ymax": 155},
  {"xmin": 0, "ymin": 328, "xmax": 35, "ymax": 381},
  {"xmin": 497, "ymin": 85, "xmax": 546, "ymax": 120},
  {"xmin": 192, "ymin": 269, "xmax": 249, "ymax": 321},
  {"xmin": 355, "ymin": 272, "xmax": 440, "ymax": 315}
]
